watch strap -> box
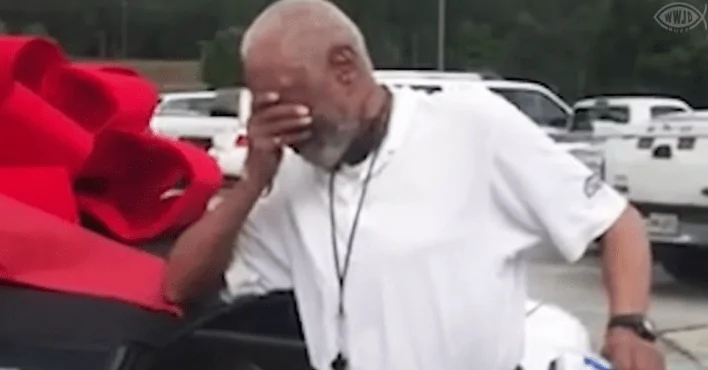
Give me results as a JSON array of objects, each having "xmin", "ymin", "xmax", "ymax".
[{"xmin": 608, "ymin": 314, "xmax": 656, "ymax": 342}]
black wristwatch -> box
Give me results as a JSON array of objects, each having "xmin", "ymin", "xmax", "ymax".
[{"xmin": 608, "ymin": 314, "xmax": 657, "ymax": 342}]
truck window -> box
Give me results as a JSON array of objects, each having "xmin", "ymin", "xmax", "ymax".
[
  {"xmin": 391, "ymin": 84, "xmax": 443, "ymax": 94},
  {"xmin": 159, "ymin": 97, "xmax": 215, "ymax": 116},
  {"xmin": 184, "ymin": 97, "xmax": 216, "ymax": 115},
  {"xmin": 489, "ymin": 88, "xmax": 568, "ymax": 128},
  {"xmin": 570, "ymin": 105, "xmax": 630, "ymax": 132},
  {"xmin": 160, "ymin": 99, "xmax": 190, "ymax": 111},
  {"xmin": 409, "ymin": 85, "xmax": 443, "ymax": 94},
  {"xmin": 650, "ymin": 105, "xmax": 687, "ymax": 118}
]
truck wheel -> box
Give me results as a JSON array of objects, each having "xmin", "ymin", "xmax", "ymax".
[{"xmin": 655, "ymin": 244, "xmax": 708, "ymax": 286}]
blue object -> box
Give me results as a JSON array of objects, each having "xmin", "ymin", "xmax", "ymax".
[{"xmin": 583, "ymin": 355, "xmax": 612, "ymax": 370}]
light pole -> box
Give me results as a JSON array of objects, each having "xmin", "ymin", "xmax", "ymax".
[{"xmin": 436, "ymin": 0, "xmax": 445, "ymax": 70}]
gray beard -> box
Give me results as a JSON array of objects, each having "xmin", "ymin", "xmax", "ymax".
[{"xmin": 297, "ymin": 120, "xmax": 358, "ymax": 170}]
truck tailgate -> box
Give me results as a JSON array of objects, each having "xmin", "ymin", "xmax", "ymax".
[{"xmin": 604, "ymin": 123, "xmax": 708, "ymax": 207}]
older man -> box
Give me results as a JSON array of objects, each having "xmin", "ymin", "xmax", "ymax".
[{"xmin": 164, "ymin": 1, "xmax": 663, "ymax": 369}]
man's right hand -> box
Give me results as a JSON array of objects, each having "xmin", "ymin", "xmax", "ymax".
[
  {"xmin": 243, "ymin": 92, "xmax": 312, "ymax": 188},
  {"xmin": 165, "ymin": 91, "xmax": 312, "ymax": 303}
]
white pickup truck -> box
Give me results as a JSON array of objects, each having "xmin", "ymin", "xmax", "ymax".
[
  {"xmin": 569, "ymin": 96, "xmax": 692, "ymax": 132},
  {"xmin": 560, "ymin": 96, "xmax": 694, "ymax": 178},
  {"xmin": 603, "ymin": 111, "xmax": 708, "ymax": 284}
]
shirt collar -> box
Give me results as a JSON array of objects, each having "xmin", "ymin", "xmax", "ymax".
[{"xmin": 338, "ymin": 87, "xmax": 416, "ymax": 179}]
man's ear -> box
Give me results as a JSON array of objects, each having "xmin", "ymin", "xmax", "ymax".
[{"xmin": 327, "ymin": 44, "xmax": 358, "ymax": 86}]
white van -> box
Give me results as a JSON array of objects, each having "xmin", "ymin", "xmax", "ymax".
[{"xmin": 603, "ymin": 111, "xmax": 708, "ymax": 284}]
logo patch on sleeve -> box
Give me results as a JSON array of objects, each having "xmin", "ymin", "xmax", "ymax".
[{"xmin": 584, "ymin": 173, "xmax": 603, "ymax": 198}]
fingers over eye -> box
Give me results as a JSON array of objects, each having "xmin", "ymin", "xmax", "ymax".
[
  {"xmin": 256, "ymin": 104, "xmax": 310, "ymax": 121},
  {"xmin": 251, "ymin": 92, "xmax": 279, "ymax": 109}
]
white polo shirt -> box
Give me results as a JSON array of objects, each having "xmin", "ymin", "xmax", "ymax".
[{"xmin": 223, "ymin": 87, "xmax": 627, "ymax": 370}]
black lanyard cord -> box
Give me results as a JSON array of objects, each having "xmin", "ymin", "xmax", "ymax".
[
  {"xmin": 328, "ymin": 146, "xmax": 380, "ymax": 316},
  {"xmin": 327, "ymin": 87, "xmax": 391, "ymax": 370}
]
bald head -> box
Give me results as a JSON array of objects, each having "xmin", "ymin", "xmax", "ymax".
[
  {"xmin": 240, "ymin": 0, "xmax": 372, "ymax": 69},
  {"xmin": 240, "ymin": 0, "xmax": 387, "ymax": 170}
]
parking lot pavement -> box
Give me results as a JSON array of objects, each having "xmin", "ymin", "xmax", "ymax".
[{"xmin": 527, "ymin": 249, "xmax": 708, "ymax": 368}]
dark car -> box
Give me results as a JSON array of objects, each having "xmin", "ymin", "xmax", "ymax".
[{"xmin": 0, "ymin": 227, "xmax": 311, "ymax": 370}]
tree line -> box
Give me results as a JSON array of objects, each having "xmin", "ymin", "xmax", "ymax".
[{"xmin": 0, "ymin": 0, "xmax": 706, "ymax": 106}]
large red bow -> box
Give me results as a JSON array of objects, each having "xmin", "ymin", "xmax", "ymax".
[{"xmin": 0, "ymin": 37, "xmax": 223, "ymax": 315}]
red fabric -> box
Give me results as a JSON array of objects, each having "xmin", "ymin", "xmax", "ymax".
[
  {"xmin": 0, "ymin": 194, "xmax": 179, "ymax": 315},
  {"xmin": 77, "ymin": 130, "xmax": 222, "ymax": 242},
  {"xmin": 41, "ymin": 65, "xmax": 118, "ymax": 133},
  {"xmin": 0, "ymin": 82, "xmax": 94, "ymax": 175},
  {"xmin": 75, "ymin": 66, "xmax": 158, "ymax": 133},
  {"xmin": 163, "ymin": 139, "xmax": 224, "ymax": 228},
  {"xmin": 0, "ymin": 36, "xmax": 66, "ymax": 94},
  {"xmin": 0, "ymin": 36, "xmax": 223, "ymax": 315},
  {"xmin": 0, "ymin": 166, "xmax": 78, "ymax": 223},
  {"xmin": 41, "ymin": 65, "xmax": 156, "ymax": 134}
]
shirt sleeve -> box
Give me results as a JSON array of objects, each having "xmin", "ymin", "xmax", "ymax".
[
  {"xmin": 488, "ymin": 94, "xmax": 628, "ymax": 262},
  {"xmin": 221, "ymin": 192, "xmax": 293, "ymax": 301}
]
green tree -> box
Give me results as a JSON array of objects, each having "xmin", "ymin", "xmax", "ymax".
[
  {"xmin": 21, "ymin": 22, "xmax": 49, "ymax": 36},
  {"xmin": 200, "ymin": 27, "xmax": 243, "ymax": 88},
  {"xmin": 5, "ymin": 0, "xmax": 706, "ymax": 105}
]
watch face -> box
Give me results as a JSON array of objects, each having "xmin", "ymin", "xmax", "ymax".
[{"xmin": 643, "ymin": 318, "xmax": 656, "ymax": 333}]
